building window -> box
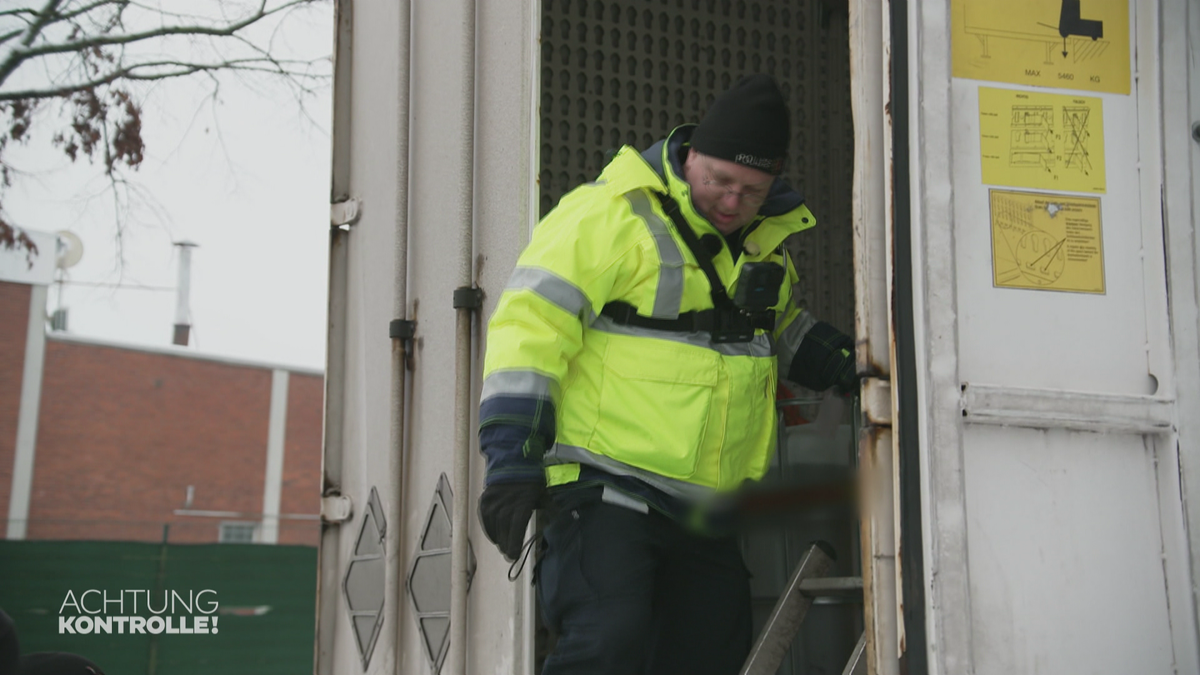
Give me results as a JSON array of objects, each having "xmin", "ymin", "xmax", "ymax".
[{"xmin": 219, "ymin": 521, "xmax": 258, "ymax": 543}]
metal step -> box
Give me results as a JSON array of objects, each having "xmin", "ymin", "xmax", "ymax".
[{"xmin": 740, "ymin": 543, "xmax": 866, "ymax": 675}]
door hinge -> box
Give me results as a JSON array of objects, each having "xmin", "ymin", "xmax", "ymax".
[
  {"xmin": 321, "ymin": 494, "xmax": 353, "ymax": 523},
  {"xmin": 331, "ymin": 198, "xmax": 362, "ymax": 228}
]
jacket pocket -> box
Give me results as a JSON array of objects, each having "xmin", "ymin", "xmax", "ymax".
[
  {"xmin": 719, "ymin": 354, "xmax": 778, "ymax": 487},
  {"xmin": 592, "ymin": 337, "xmax": 719, "ymax": 480}
]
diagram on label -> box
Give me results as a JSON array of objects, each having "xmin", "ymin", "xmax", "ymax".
[
  {"xmin": 990, "ymin": 189, "xmax": 1104, "ymax": 294},
  {"xmin": 1061, "ymin": 106, "xmax": 1093, "ymax": 173},
  {"xmin": 1009, "ymin": 106, "xmax": 1054, "ymax": 170},
  {"xmin": 951, "ymin": 0, "xmax": 1130, "ymax": 95},
  {"xmin": 980, "ymin": 87, "xmax": 1105, "ymax": 193}
]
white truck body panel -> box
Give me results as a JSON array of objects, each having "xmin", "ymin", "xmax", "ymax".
[
  {"xmin": 910, "ymin": 1, "xmax": 1200, "ymax": 673},
  {"xmin": 318, "ymin": 1, "xmax": 1200, "ymax": 673},
  {"xmin": 318, "ymin": 1, "xmax": 540, "ymax": 673}
]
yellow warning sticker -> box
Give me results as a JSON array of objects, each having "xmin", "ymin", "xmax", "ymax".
[
  {"xmin": 990, "ymin": 189, "xmax": 1104, "ymax": 294},
  {"xmin": 979, "ymin": 87, "xmax": 1105, "ymax": 194},
  {"xmin": 951, "ymin": 0, "xmax": 1130, "ymax": 95}
]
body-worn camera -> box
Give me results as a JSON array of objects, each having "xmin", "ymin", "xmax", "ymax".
[
  {"xmin": 710, "ymin": 262, "xmax": 785, "ymax": 343},
  {"xmin": 733, "ymin": 262, "xmax": 785, "ymax": 311}
]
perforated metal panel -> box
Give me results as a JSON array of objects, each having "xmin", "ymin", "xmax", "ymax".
[{"xmin": 538, "ymin": 0, "xmax": 854, "ymax": 332}]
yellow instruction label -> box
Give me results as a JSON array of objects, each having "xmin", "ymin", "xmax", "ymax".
[
  {"xmin": 951, "ymin": 0, "xmax": 1130, "ymax": 94},
  {"xmin": 979, "ymin": 87, "xmax": 1105, "ymax": 194},
  {"xmin": 990, "ymin": 189, "xmax": 1104, "ymax": 294}
]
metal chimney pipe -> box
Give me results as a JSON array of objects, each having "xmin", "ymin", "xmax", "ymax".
[{"xmin": 173, "ymin": 241, "xmax": 198, "ymax": 346}]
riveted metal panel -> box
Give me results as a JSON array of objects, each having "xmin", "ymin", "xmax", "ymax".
[{"xmin": 539, "ymin": 0, "xmax": 855, "ymax": 333}]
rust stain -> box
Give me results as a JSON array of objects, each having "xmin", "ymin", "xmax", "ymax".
[
  {"xmin": 882, "ymin": 38, "xmax": 898, "ymax": 390},
  {"xmin": 859, "ymin": 425, "xmax": 880, "ymax": 467},
  {"xmin": 330, "ymin": 224, "xmax": 350, "ymax": 247},
  {"xmin": 885, "ymin": 136, "xmax": 898, "ymax": 390},
  {"xmin": 861, "ymin": 378, "xmax": 893, "ymax": 428},
  {"xmin": 896, "ymin": 540, "xmax": 907, "ymax": 655},
  {"xmin": 475, "ymin": 252, "xmax": 487, "ymax": 284},
  {"xmin": 865, "ymin": 345, "xmax": 888, "ymax": 377},
  {"xmin": 858, "ymin": 425, "xmax": 883, "ymax": 675}
]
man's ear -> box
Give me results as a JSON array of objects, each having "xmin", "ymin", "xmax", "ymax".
[{"xmin": 682, "ymin": 147, "xmax": 698, "ymax": 179}]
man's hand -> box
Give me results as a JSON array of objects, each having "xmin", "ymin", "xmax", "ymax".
[
  {"xmin": 831, "ymin": 346, "xmax": 858, "ymax": 397},
  {"xmin": 789, "ymin": 321, "xmax": 858, "ymax": 395},
  {"xmin": 479, "ymin": 481, "xmax": 546, "ymax": 561}
]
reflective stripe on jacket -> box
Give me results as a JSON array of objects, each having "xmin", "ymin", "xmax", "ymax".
[{"xmin": 479, "ymin": 125, "xmax": 818, "ymax": 498}]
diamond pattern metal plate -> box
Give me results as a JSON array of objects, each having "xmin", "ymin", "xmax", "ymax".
[
  {"xmin": 407, "ymin": 474, "xmax": 476, "ymax": 673},
  {"xmin": 342, "ymin": 487, "xmax": 387, "ymax": 670}
]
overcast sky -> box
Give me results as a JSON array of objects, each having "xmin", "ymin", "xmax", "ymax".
[{"xmin": 5, "ymin": 5, "xmax": 334, "ymax": 372}]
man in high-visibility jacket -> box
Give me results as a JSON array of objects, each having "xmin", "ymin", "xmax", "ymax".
[{"xmin": 477, "ymin": 74, "xmax": 856, "ymax": 675}]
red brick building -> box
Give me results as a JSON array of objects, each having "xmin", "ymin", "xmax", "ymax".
[{"xmin": 1, "ymin": 237, "xmax": 324, "ymax": 546}]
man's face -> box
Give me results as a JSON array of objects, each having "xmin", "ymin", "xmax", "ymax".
[{"xmin": 682, "ymin": 149, "xmax": 775, "ymax": 235}]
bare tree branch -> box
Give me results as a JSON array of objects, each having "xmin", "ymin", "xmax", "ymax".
[
  {"xmin": 0, "ymin": 0, "xmax": 331, "ymax": 258},
  {"xmin": 0, "ymin": 56, "xmax": 325, "ymax": 101},
  {"xmin": 52, "ymin": 0, "xmax": 128, "ymax": 26},
  {"xmin": 19, "ymin": 0, "xmax": 65, "ymax": 47},
  {"xmin": 0, "ymin": 0, "xmax": 62, "ymax": 82},
  {"xmin": 0, "ymin": 0, "xmax": 316, "ymax": 76},
  {"xmin": 123, "ymin": 1, "xmax": 220, "ymax": 24}
]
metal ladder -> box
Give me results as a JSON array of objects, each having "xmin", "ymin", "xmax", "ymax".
[{"xmin": 739, "ymin": 542, "xmax": 866, "ymax": 675}]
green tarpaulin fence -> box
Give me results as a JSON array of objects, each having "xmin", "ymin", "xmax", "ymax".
[{"xmin": 0, "ymin": 540, "xmax": 317, "ymax": 675}]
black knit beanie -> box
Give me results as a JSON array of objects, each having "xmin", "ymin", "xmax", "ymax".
[{"xmin": 690, "ymin": 74, "xmax": 790, "ymax": 175}]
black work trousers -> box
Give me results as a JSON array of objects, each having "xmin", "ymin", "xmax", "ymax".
[{"xmin": 536, "ymin": 492, "xmax": 752, "ymax": 675}]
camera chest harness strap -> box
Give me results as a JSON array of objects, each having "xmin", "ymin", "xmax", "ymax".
[{"xmin": 600, "ymin": 190, "xmax": 774, "ymax": 343}]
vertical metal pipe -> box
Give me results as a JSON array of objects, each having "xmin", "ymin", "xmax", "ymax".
[
  {"xmin": 520, "ymin": 5, "xmax": 544, "ymax": 670},
  {"xmin": 315, "ymin": 226, "xmax": 350, "ymax": 675},
  {"xmin": 388, "ymin": 344, "xmax": 408, "ymax": 672},
  {"xmin": 172, "ymin": 241, "xmax": 197, "ymax": 346},
  {"xmin": 449, "ymin": 306, "xmax": 473, "ymax": 675},
  {"xmin": 447, "ymin": 0, "xmax": 478, "ymax": 671},
  {"xmin": 173, "ymin": 243, "xmax": 192, "ymax": 326},
  {"xmin": 389, "ymin": 0, "xmax": 413, "ymax": 671},
  {"xmin": 315, "ymin": 0, "xmax": 355, "ymax": 670}
]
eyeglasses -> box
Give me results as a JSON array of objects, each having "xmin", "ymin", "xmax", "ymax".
[{"xmin": 701, "ymin": 164, "xmax": 770, "ymax": 206}]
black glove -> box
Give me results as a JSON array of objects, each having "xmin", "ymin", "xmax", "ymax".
[
  {"xmin": 831, "ymin": 347, "xmax": 858, "ymax": 397},
  {"xmin": 789, "ymin": 321, "xmax": 858, "ymax": 395},
  {"xmin": 479, "ymin": 481, "xmax": 545, "ymax": 562}
]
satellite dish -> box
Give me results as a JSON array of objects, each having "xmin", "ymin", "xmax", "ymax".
[{"xmin": 55, "ymin": 231, "xmax": 84, "ymax": 269}]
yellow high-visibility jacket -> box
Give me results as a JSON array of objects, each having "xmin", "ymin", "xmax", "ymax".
[{"xmin": 479, "ymin": 126, "xmax": 850, "ymax": 505}]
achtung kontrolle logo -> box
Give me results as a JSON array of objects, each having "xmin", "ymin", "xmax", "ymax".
[{"xmin": 58, "ymin": 590, "xmax": 219, "ymax": 635}]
